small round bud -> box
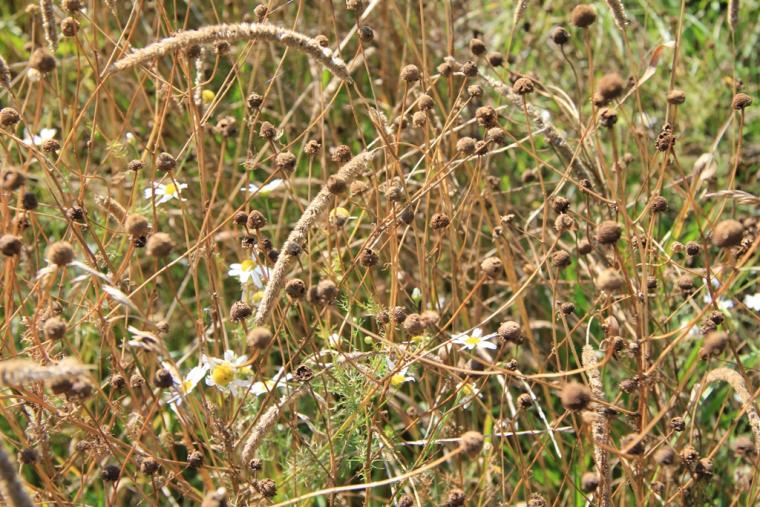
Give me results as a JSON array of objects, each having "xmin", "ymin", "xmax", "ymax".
[
  {"xmin": 125, "ymin": 214, "xmax": 150, "ymax": 237},
  {"xmin": 0, "ymin": 235, "xmax": 22, "ymax": 257},
  {"xmin": 480, "ymin": 256, "xmax": 503, "ymax": 278},
  {"xmin": 247, "ymin": 327, "xmax": 273, "ymax": 350},
  {"xmin": 0, "ymin": 107, "xmax": 20, "ymax": 127},
  {"xmin": 230, "ymin": 301, "xmax": 252, "ymax": 322},
  {"xmin": 400, "ymin": 64, "xmax": 421, "ymax": 83},
  {"xmin": 571, "ymin": 4, "xmax": 597, "ymax": 28},
  {"xmin": 596, "ymin": 220, "xmax": 622, "ymax": 245},
  {"xmin": 46, "ymin": 241, "xmax": 74, "ymax": 266},
  {"xmin": 285, "ymin": 278, "xmax": 306, "ymax": 299},
  {"xmin": 560, "ymin": 382, "xmax": 591, "ymax": 411},
  {"xmin": 550, "ymin": 26, "xmax": 570, "ymax": 44},
  {"xmin": 711, "ymin": 219, "xmax": 743, "ymax": 248},
  {"xmin": 146, "ymin": 233, "xmax": 174, "ymax": 258},
  {"xmin": 459, "ymin": 430, "xmax": 484, "ymax": 456}
]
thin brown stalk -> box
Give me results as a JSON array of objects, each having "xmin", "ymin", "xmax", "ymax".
[
  {"xmin": 0, "ymin": 358, "xmax": 89, "ymax": 387},
  {"xmin": 96, "ymin": 195, "xmax": 127, "ymax": 223},
  {"xmin": 108, "ymin": 23, "xmax": 352, "ymax": 82},
  {"xmin": 581, "ymin": 345, "xmax": 611, "ymax": 507},
  {"xmin": 252, "ymin": 150, "xmax": 376, "ymax": 326}
]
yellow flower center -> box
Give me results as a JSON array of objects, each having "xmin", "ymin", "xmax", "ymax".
[
  {"xmin": 462, "ymin": 384, "xmax": 473, "ymax": 396},
  {"xmin": 237, "ymin": 366, "xmax": 253, "ymax": 378},
  {"xmin": 252, "ymin": 290, "xmax": 264, "ymax": 303},
  {"xmin": 164, "ymin": 182, "xmax": 177, "ymax": 196},
  {"xmin": 182, "ymin": 380, "xmax": 193, "ymax": 392},
  {"xmin": 240, "ymin": 260, "xmax": 256, "ymax": 272},
  {"xmin": 465, "ymin": 336, "xmax": 481, "ymax": 346},
  {"xmin": 211, "ymin": 364, "xmax": 234, "ymax": 387},
  {"xmin": 202, "ymin": 89, "xmax": 216, "ymax": 104},
  {"xmin": 390, "ymin": 373, "xmax": 407, "ymax": 387}
]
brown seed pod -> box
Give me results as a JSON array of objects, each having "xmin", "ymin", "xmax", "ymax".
[
  {"xmin": 285, "ymin": 278, "xmax": 306, "ymax": 299},
  {"xmin": 469, "ymin": 38, "xmax": 486, "ymax": 56},
  {"xmin": 599, "ymin": 107, "xmax": 617, "ymax": 127},
  {"xmin": 303, "ymin": 139, "xmax": 321, "ymax": 156},
  {"xmin": 550, "ymin": 26, "xmax": 570, "ymax": 44},
  {"xmin": 2, "ymin": 169, "xmax": 26, "ymax": 190},
  {"xmin": 430, "ymin": 213, "xmax": 450, "ymax": 230},
  {"xmin": 571, "ymin": 4, "xmax": 597, "ymax": 27},
  {"xmin": 670, "ymin": 416, "xmax": 686, "ymax": 432},
  {"xmin": 0, "ymin": 234, "xmax": 22, "ymax": 256},
  {"xmin": 247, "ymin": 327, "xmax": 273, "ymax": 349},
  {"xmin": 456, "ymin": 136, "xmax": 476, "ymax": 155},
  {"xmin": 29, "ymin": 48, "xmax": 56, "ymax": 73},
  {"xmin": 127, "ymin": 159, "xmax": 145, "ymax": 171},
  {"xmin": 101, "ymin": 465, "xmax": 120, "ymax": 482},
  {"xmin": 46, "ymin": 241, "xmax": 75, "ymax": 266},
  {"xmin": 412, "ymin": 110, "xmax": 427, "ymax": 127},
  {"xmin": 326, "ymin": 175, "xmax": 348, "ymax": 194},
  {"xmin": 62, "ymin": 0, "xmax": 82, "ymax": 12},
  {"xmin": 43, "ymin": 316, "xmax": 67, "ymax": 340},
  {"xmin": 676, "ymin": 274, "xmax": 695, "ymax": 293},
  {"xmin": 597, "ymin": 268, "xmax": 624, "ymax": 291},
  {"xmin": 146, "ymin": 233, "xmax": 174, "ymax": 258},
  {"xmin": 331, "ymin": 144, "xmax": 352, "ymax": 163},
  {"xmin": 397, "ymin": 494, "xmax": 414, "ymax": 507},
  {"xmin": 685, "ymin": 241, "xmax": 700, "ymax": 256},
  {"xmin": 402, "ymin": 313, "xmax": 425, "ymax": 335},
  {"xmin": 621, "ymin": 433, "xmax": 645, "ymax": 455},
  {"xmin": 577, "ymin": 239, "xmax": 593, "ymax": 255},
  {"xmin": 317, "ymin": 279, "xmax": 338, "ymax": 303},
  {"xmin": 275, "ymin": 151, "xmax": 297, "ymax": 172},
  {"xmin": 596, "ymin": 220, "xmax": 622, "ymax": 245},
  {"xmin": 187, "ymin": 450, "xmax": 203, "ymax": 468},
  {"xmin": 461, "ymin": 60, "xmax": 478, "ymax": 77},
  {"xmin": 487, "ymin": 51, "xmax": 504, "ymax": 67},
  {"xmin": 138, "ymin": 457, "xmax": 159, "ymax": 475},
  {"xmin": 459, "ymin": 430, "xmax": 484, "ymax": 456},
  {"xmin": 480, "ymin": 256, "xmax": 503, "ymax": 278},
  {"xmin": 654, "ymin": 445, "xmax": 677, "ymax": 466},
  {"xmin": 699, "ymin": 331, "xmax": 728, "ymax": 359},
  {"xmin": 0, "ymin": 107, "xmax": 20, "ymax": 127},
  {"xmin": 246, "ymin": 92, "xmax": 264, "ymax": 109},
  {"xmin": 581, "ymin": 472, "xmax": 599, "ymax": 493},
  {"xmin": 711, "ymin": 219, "xmax": 743, "ymax": 248},
  {"xmin": 512, "ymin": 77, "xmax": 534, "ymax": 95},
  {"xmin": 359, "ymin": 247, "xmax": 379, "ymax": 267},
  {"xmin": 551, "ymin": 250, "xmax": 572, "ymax": 269},
  {"xmin": 400, "ymin": 64, "xmax": 421, "ymax": 83},
  {"xmin": 358, "ymin": 25, "xmax": 374, "ymax": 43},
  {"xmin": 597, "ymin": 73, "xmax": 624, "ymax": 102},
  {"xmin": 156, "ymin": 152, "xmax": 176, "ymax": 172},
  {"xmin": 527, "ymin": 493, "xmax": 546, "ymax": 507},
  {"xmin": 230, "ymin": 301, "xmax": 253, "ymax": 322},
  {"xmin": 215, "ymin": 116, "xmax": 237, "ymax": 137},
  {"xmin": 497, "ymin": 320, "xmax": 522, "ymax": 343},
  {"xmin": 259, "ymin": 121, "xmax": 276, "ymax": 139},
  {"xmin": 680, "ymin": 444, "xmax": 699, "ymax": 464},
  {"xmin": 560, "ymin": 302, "xmax": 575, "ymax": 315},
  {"xmin": 154, "ymin": 368, "xmax": 173, "ymax": 388},
  {"xmin": 560, "ymin": 382, "xmax": 591, "ymax": 411},
  {"xmin": 125, "ymin": 214, "xmax": 150, "ymax": 237},
  {"xmin": 731, "ymin": 93, "xmax": 752, "ymax": 110},
  {"xmin": 255, "ymin": 478, "xmax": 277, "ymax": 498},
  {"xmin": 650, "ymin": 195, "xmax": 668, "ymax": 213},
  {"xmin": 247, "ymin": 210, "xmax": 267, "ymax": 230},
  {"xmin": 731, "ymin": 436, "xmax": 756, "ymax": 458},
  {"xmin": 667, "ymin": 89, "xmax": 686, "ymax": 105},
  {"xmin": 445, "ymin": 488, "xmax": 465, "ymax": 507},
  {"xmin": 486, "ymin": 127, "xmax": 506, "ymax": 145},
  {"xmin": 475, "ymin": 105, "xmax": 497, "ymax": 127}
]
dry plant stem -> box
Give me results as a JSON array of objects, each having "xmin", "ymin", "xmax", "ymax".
[
  {"xmin": 481, "ymin": 75, "xmax": 598, "ymax": 187},
  {"xmin": 252, "ymin": 151, "xmax": 375, "ymax": 326},
  {"xmin": 0, "ymin": 55, "xmax": 11, "ymax": 90},
  {"xmin": 0, "ymin": 443, "xmax": 34, "ymax": 507},
  {"xmin": 581, "ymin": 345, "xmax": 611, "ymax": 507},
  {"xmin": 702, "ymin": 368, "xmax": 760, "ymax": 449},
  {"xmin": 0, "ymin": 358, "xmax": 88, "ymax": 386},
  {"xmin": 108, "ymin": 23, "xmax": 352, "ymax": 82}
]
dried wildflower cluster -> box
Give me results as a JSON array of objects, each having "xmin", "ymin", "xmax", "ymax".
[{"xmin": 0, "ymin": 1, "xmax": 757, "ymax": 506}]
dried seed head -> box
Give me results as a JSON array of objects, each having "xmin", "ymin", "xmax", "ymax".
[
  {"xmin": 138, "ymin": 457, "xmax": 159, "ymax": 475},
  {"xmin": 317, "ymin": 279, "xmax": 338, "ymax": 303},
  {"xmin": 487, "ymin": 51, "xmax": 504, "ymax": 67},
  {"xmin": 577, "ymin": 240, "xmax": 593, "ymax": 255},
  {"xmin": 156, "ymin": 152, "xmax": 177, "ymax": 172},
  {"xmin": 46, "ymin": 241, "xmax": 74, "ymax": 266},
  {"xmin": 246, "ymin": 92, "xmax": 264, "ymax": 109},
  {"xmin": 61, "ymin": 17, "xmax": 79, "ymax": 37},
  {"xmin": 699, "ymin": 331, "xmax": 728, "ymax": 359},
  {"xmin": 215, "ymin": 116, "xmax": 238, "ymax": 137},
  {"xmin": 358, "ymin": 25, "xmax": 374, "ymax": 43},
  {"xmin": 667, "ymin": 89, "xmax": 686, "ymax": 105},
  {"xmin": 486, "ymin": 127, "xmax": 506, "ymax": 145},
  {"xmin": 512, "ymin": 77, "xmax": 534, "ymax": 95},
  {"xmin": 30, "ymin": 48, "xmax": 57, "ymax": 73},
  {"xmin": 125, "ymin": 214, "xmax": 150, "ymax": 237},
  {"xmin": 597, "ymin": 268, "xmax": 624, "ymax": 291},
  {"xmin": 187, "ymin": 450, "xmax": 203, "ymax": 468},
  {"xmin": 43, "ymin": 316, "xmax": 66, "ymax": 340},
  {"xmin": 403, "ymin": 313, "xmax": 425, "ymax": 335},
  {"xmin": 110, "ymin": 374, "xmax": 126, "ymax": 390},
  {"xmin": 390, "ymin": 306, "xmax": 408, "ymax": 324},
  {"xmin": 597, "ymin": 73, "xmax": 624, "ymax": 102},
  {"xmin": 461, "ymin": 60, "xmax": 478, "ymax": 77},
  {"xmin": 285, "ymin": 278, "xmax": 306, "ymax": 299},
  {"xmin": 596, "ymin": 220, "xmax": 622, "ymax": 245},
  {"xmin": 517, "ymin": 393, "xmax": 533, "ymax": 408},
  {"xmin": 2, "ymin": 169, "xmax": 26, "ymax": 190},
  {"xmin": 581, "ymin": 472, "xmax": 599, "ymax": 493},
  {"xmin": 469, "ymin": 38, "xmax": 486, "ymax": 56},
  {"xmin": 560, "ymin": 382, "xmax": 591, "ymax": 411},
  {"xmin": 359, "ymin": 247, "xmax": 379, "ymax": 267},
  {"xmin": 247, "ymin": 210, "xmax": 267, "ymax": 229},
  {"xmin": 670, "ymin": 416, "xmax": 686, "ymax": 432},
  {"xmin": 430, "ymin": 213, "xmax": 450, "ymax": 230},
  {"xmin": 397, "ymin": 494, "xmax": 415, "ymax": 507},
  {"xmin": 571, "ymin": 4, "xmax": 597, "ymax": 27},
  {"xmin": 550, "ymin": 26, "xmax": 570, "ymax": 44},
  {"xmin": 101, "ymin": 465, "xmax": 120, "ymax": 482},
  {"xmin": 230, "ymin": 301, "xmax": 252, "ymax": 322},
  {"xmin": 685, "ymin": 241, "xmax": 700, "ymax": 256},
  {"xmin": 560, "ymin": 302, "xmax": 575, "ymax": 315},
  {"xmin": 0, "ymin": 107, "xmax": 20, "ymax": 127},
  {"xmin": 255, "ymin": 478, "xmax": 277, "ymax": 498},
  {"xmin": 650, "ymin": 195, "xmax": 668, "ymax": 213},
  {"xmin": 0, "ymin": 234, "xmax": 22, "ymax": 256},
  {"xmin": 416, "ymin": 94, "xmax": 434, "ymax": 111},
  {"xmin": 456, "ymin": 136, "xmax": 477, "ymax": 155},
  {"xmin": 445, "ymin": 488, "xmax": 465, "ymax": 507},
  {"xmin": 233, "ymin": 211, "xmax": 248, "ymax": 226},
  {"xmin": 437, "ymin": 61, "xmax": 454, "ymax": 77},
  {"xmin": 696, "ymin": 457, "xmax": 713, "ymax": 479},
  {"xmin": 127, "ymin": 159, "xmax": 144, "ymax": 171},
  {"xmin": 331, "ymin": 144, "xmax": 352, "ymax": 163},
  {"xmin": 412, "ymin": 110, "xmax": 427, "ymax": 127},
  {"xmin": 731, "ymin": 436, "xmax": 756, "ymax": 458},
  {"xmin": 677, "ymin": 274, "xmax": 695, "ymax": 293},
  {"xmin": 621, "ymin": 433, "xmax": 645, "ymax": 455},
  {"xmin": 247, "ymin": 327, "xmax": 273, "ymax": 349},
  {"xmin": 400, "ymin": 64, "xmax": 421, "ymax": 83},
  {"xmin": 275, "ymin": 151, "xmax": 297, "ymax": 172},
  {"xmin": 497, "ymin": 320, "xmax": 522, "ymax": 343},
  {"xmin": 259, "ymin": 121, "xmax": 276, "ymax": 139},
  {"xmin": 527, "ymin": 493, "xmax": 546, "ymax": 507},
  {"xmin": 680, "ymin": 445, "xmax": 699, "ymax": 464},
  {"xmin": 711, "ymin": 219, "xmax": 743, "ymax": 248},
  {"xmin": 551, "ymin": 250, "xmax": 572, "ymax": 269},
  {"xmin": 62, "ymin": 0, "xmax": 82, "ymax": 12},
  {"xmin": 552, "ymin": 196, "xmax": 571, "ymax": 214},
  {"xmin": 326, "ymin": 175, "xmax": 348, "ymax": 194},
  {"xmin": 468, "ymin": 83, "xmax": 484, "ymax": 97},
  {"xmin": 146, "ymin": 232, "xmax": 174, "ymax": 258},
  {"xmin": 253, "ymin": 4, "xmax": 268, "ymax": 20},
  {"xmin": 459, "ymin": 430, "xmax": 484, "ymax": 456},
  {"xmin": 731, "ymin": 93, "xmax": 752, "ymax": 110},
  {"xmin": 481, "ymin": 256, "xmax": 503, "ymax": 278},
  {"xmin": 304, "ymin": 139, "xmax": 321, "ymax": 156},
  {"xmin": 154, "ymin": 368, "xmax": 173, "ymax": 388},
  {"xmin": 654, "ymin": 445, "xmax": 677, "ymax": 466},
  {"xmin": 599, "ymin": 107, "xmax": 617, "ymax": 127}
]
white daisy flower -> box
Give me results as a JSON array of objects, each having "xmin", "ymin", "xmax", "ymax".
[
  {"xmin": 249, "ymin": 367, "xmax": 293, "ymax": 397},
  {"xmin": 387, "ymin": 360, "xmax": 414, "ymax": 388},
  {"xmin": 227, "ymin": 259, "xmax": 268, "ymax": 288},
  {"xmin": 144, "ymin": 181, "xmax": 188, "ymax": 205},
  {"xmin": 203, "ymin": 350, "xmax": 250, "ymax": 396},
  {"xmin": 243, "ymin": 179, "xmax": 285, "ymax": 195},
  {"xmin": 744, "ymin": 293, "xmax": 760, "ymax": 311},
  {"xmin": 23, "ymin": 127, "xmax": 57, "ymax": 146},
  {"xmin": 703, "ymin": 278, "xmax": 734, "ymax": 310},
  {"xmin": 164, "ymin": 362, "xmax": 208, "ymax": 407},
  {"xmin": 452, "ymin": 328, "xmax": 497, "ymax": 351},
  {"xmin": 456, "ymin": 380, "xmax": 482, "ymax": 409}
]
